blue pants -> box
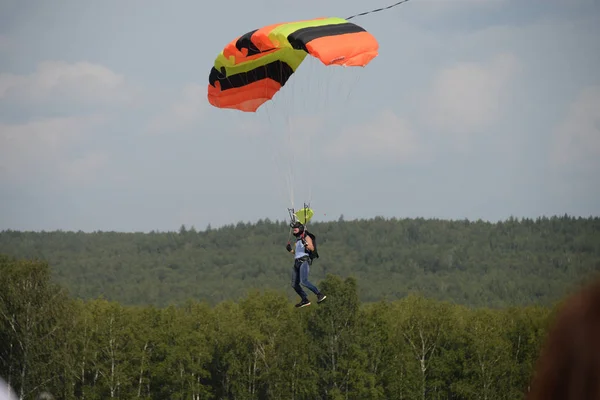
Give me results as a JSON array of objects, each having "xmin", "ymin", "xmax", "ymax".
[{"xmin": 291, "ymin": 258, "xmax": 320, "ymax": 300}]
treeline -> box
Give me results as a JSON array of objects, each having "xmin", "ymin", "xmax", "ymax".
[
  {"xmin": 0, "ymin": 215, "xmax": 599, "ymax": 308},
  {"xmin": 1, "ymin": 254, "xmax": 555, "ymax": 400}
]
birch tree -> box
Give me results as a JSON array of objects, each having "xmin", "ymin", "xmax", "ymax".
[{"xmin": 0, "ymin": 256, "xmax": 70, "ymax": 400}]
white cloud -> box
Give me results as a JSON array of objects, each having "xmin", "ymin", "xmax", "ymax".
[
  {"xmin": 0, "ymin": 60, "xmax": 138, "ymax": 190},
  {"xmin": 0, "ymin": 60, "xmax": 137, "ymax": 107},
  {"xmin": 145, "ymin": 83, "xmax": 206, "ymax": 135},
  {"xmin": 59, "ymin": 151, "xmax": 110, "ymax": 186},
  {"xmin": 0, "ymin": 115, "xmax": 107, "ymax": 185},
  {"xmin": 421, "ymin": 53, "xmax": 519, "ymax": 142},
  {"xmin": 551, "ymin": 85, "xmax": 600, "ymax": 171},
  {"xmin": 323, "ymin": 110, "xmax": 423, "ymax": 163}
]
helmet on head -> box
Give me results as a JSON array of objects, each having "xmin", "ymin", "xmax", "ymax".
[{"xmin": 290, "ymin": 221, "xmax": 305, "ymax": 236}]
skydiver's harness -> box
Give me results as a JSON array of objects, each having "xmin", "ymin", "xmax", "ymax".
[
  {"xmin": 294, "ymin": 232, "xmax": 317, "ymax": 265},
  {"xmin": 295, "ymin": 254, "xmax": 311, "ymax": 267}
]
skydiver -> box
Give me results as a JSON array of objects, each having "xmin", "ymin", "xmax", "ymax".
[{"xmin": 286, "ymin": 221, "xmax": 326, "ymax": 308}]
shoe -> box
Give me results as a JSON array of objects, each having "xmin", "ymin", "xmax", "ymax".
[
  {"xmin": 317, "ymin": 293, "xmax": 327, "ymax": 303},
  {"xmin": 295, "ymin": 299, "xmax": 311, "ymax": 308}
]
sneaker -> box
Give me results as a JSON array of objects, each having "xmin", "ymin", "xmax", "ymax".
[
  {"xmin": 317, "ymin": 293, "xmax": 327, "ymax": 303},
  {"xmin": 295, "ymin": 299, "xmax": 311, "ymax": 308}
]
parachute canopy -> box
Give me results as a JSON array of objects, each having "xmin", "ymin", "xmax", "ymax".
[
  {"xmin": 294, "ymin": 207, "xmax": 314, "ymax": 225},
  {"xmin": 207, "ymin": 17, "xmax": 379, "ymax": 112}
]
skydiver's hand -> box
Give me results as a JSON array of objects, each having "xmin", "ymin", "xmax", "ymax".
[{"xmin": 286, "ymin": 243, "xmax": 292, "ymax": 252}]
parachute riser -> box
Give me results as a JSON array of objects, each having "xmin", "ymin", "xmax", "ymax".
[{"xmin": 288, "ymin": 202, "xmax": 312, "ymax": 228}]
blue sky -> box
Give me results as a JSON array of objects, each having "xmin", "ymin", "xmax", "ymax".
[{"xmin": 1, "ymin": 0, "xmax": 599, "ymax": 232}]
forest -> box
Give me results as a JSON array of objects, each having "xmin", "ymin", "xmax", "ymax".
[
  {"xmin": 0, "ymin": 215, "xmax": 599, "ymax": 308},
  {"xmin": 1, "ymin": 254, "xmax": 556, "ymax": 400},
  {"xmin": 1, "ymin": 215, "xmax": 599, "ymax": 399}
]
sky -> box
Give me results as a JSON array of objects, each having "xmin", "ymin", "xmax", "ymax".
[{"xmin": 0, "ymin": 0, "xmax": 599, "ymax": 232}]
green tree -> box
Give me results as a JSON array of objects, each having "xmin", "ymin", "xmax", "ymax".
[{"xmin": 0, "ymin": 255, "xmax": 72, "ymax": 399}]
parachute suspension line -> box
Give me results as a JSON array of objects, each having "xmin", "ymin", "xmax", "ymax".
[
  {"xmin": 266, "ymin": 62, "xmax": 297, "ymax": 212},
  {"xmin": 262, "ymin": 80, "xmax": 295, "ymax": 214},
  {"xmin": 264, "ymin": 99, "xmax": 286, "ymax": 210},
  {"xmin": 287, "ymin": 206, "xmax": 297, "ymax": 243},
  {"xmin": 286, "ymin": 112, "xmax": 295, "ymax": 210},
  {"xmin": 345, "ymin": 73, "xmax": 363, "ymax": 103},
  {"xmin": 304, "ymin": 59, "xmax": 317, "ymax": 208},
  {"xmin": 346, "ymin": 0, "xmax": 413, "ymax": 20},
  {"xmin": 286, "ymin": 57, "xmax": 316, "ymax": 212},
  {"xmin": 286, "ymin": 66, "xmax": 297, "ymax": 211},
  {"xmin": 297, "ymin": 58, "xmax": 364, "ymax": 210},
  {"xmin": 306, "ymin": 122, "xmax": 313, "ymax": 206},
  {"xmin": 304, "ymin": 202, "xmax": 310, "ymax": 228},
  {"xmin": 289, "ymin": 60, "xmax": 301, "ymax": 206},
  {"xmin": 286, "ymin": 208, "xmax": 294, "ymax": 242}
]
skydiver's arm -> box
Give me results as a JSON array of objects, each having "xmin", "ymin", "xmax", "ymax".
[{"xmin": 304, "ymin": 236, "xmax": 314, "ymax": 251}]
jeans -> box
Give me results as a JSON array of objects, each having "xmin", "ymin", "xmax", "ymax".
[{"xmin": 291, "ymin": 257, "xmax": 320, "ymax": 300}]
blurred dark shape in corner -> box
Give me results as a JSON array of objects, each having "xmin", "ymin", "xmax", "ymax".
[{"xmin": 527, "ymin": 275, "xmax": 600, "ymax": 400}]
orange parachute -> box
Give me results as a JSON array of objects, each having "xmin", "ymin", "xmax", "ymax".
[{"xmin": 207, "ymin": 17, "xmax": 379, "ymax": 112}]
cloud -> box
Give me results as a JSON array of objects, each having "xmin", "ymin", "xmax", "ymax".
[
  {"xmin": 550, "ymin": 85, "xmax": 600, "ymax": 172},
  {"xmin": 145, "ymin": 83, "xmax": 206, "ymax": 135},
  {"xmin": 323, "ymin": 110, "xmax": 423, "ymax": 164},
  {"xmin": 421, "ymin": 53, "xmax": 519, "ymax": 143},
  {"xmin": 59, "ymin": 151, "xmax": 110, "ymax": 186},
  {"xmin": 0, "ymin": 35, "xmax": 10, "ymax": 52},
  {"xmin": 416, "ymin": 0, "xmax": 508, "ymax": 13},
  {"xmin": 0, "ymin": 115, "xmax": 108, "ymax": 185},
  {"xmin": 0, "ymin": 60, "xmax": 137, "ymax": 108}
]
